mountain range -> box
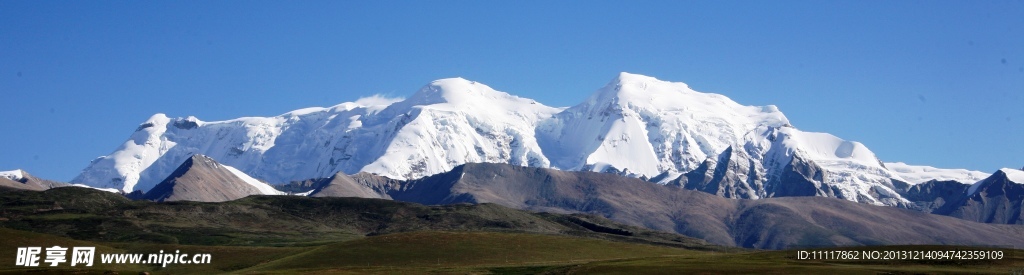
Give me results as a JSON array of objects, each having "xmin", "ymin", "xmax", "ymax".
[{"xmin": 70, "ymin": 73, "xmax": 1002, "ymax": 208}]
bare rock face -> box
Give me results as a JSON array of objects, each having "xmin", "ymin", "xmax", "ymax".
[
  {"xmin": 671, "ymin": 146, "xmax": 764, "ymax": 199},
  {"xmin": 764, "ymin": 154, "xmax": 828, "ymax": 198},
  {"xmin": 141, "ymin": 155, "xmax": 264, "ymax": 202}
]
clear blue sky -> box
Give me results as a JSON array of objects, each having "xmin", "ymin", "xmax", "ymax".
[{"xmin": 1, "ymin": 1, "xmax": 1021, "ymax": 181}]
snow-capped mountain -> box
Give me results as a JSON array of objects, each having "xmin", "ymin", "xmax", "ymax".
[
  {"xmin": 73, "ymin": 78, "xmax": 559, "ymax": 192},
  {"xmin": 72, "ymin": 72, "xmax": 988, "ymax": 207}
]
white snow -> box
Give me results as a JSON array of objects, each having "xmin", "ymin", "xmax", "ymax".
[
  {"xmin": 1000, "ymin": 168, "xmax": 1024, "ymax": 184},
  {"xmin": 68, "ymin": 184, "xmax": 121, "ymax": 193},
  {"xmin": 283, "ymin": 107, "xmax": 328, "ymax": 117},
  {"xmin": 222, "ymin": 164, "xmax": 285, "ymax": 195},
  {"xmin": 0, "ymin": 169, "xmax": 24, "ymax": 181},
  {"xmin": 354, "ymin": 94, "xmax": 404, "ymax": 111},
  {"xmin": 885, "ymin": 162, "xmax": 989, "ymax": 184},
  {"xmin": 654, "ymin": 171, "xmax": 683, "ymax": 185},
  {"xmin": 967, "ymin": 168, "xmax": 1024, "ymax": 196},
  {"xmin": 292, "ymin": 190, "xmax": 315, "ymax": 196},
  {"xmin": 774, "ymin": 128, "xmax": 881, "ymax": 167}
]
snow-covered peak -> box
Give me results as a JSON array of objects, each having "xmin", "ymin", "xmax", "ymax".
[
  {"xmin": 406, "ymin": 78, "xmax": 492, "ymax": 105},
  {"xmin": 999, "ymin": 168, "xmax": 1024, "ymax": 183},
  {"xmin": 399, "ymin": 77, "xmax": 552, "ymax": 114},
  {"xmin": 589, "ymin": 72, "xmax": 676, "ymax": 107},
  {"xmin": 967, "ymin": 168, "xmax": 1024, "ymax": 196},
  {"xmin": 170, "ymin": 116, "xmax": 203, "ymax": 130},
  {"xmin": 885, "ymin": 162, "xmax": 990, "ymax": 184},
  {"xmin": 143, "ymin": 113, "xmax": 172, "ymax": 125},
  {"xmin": 0, "ymin": 169, "xmax": 24, "ymax": 181},
  {"xmin": 135, "ymin": 113, "xmax": 172, "ymax": 133},
  {"xmin": 538, "ymin": 73, "xmax": 793, "ymax": 180},
  {"xmin": 613, "ymin": 72, "xmax": 671, "ymax": 85},
  {"xmin": 359, "ymin": 77, "xmax": 561, "ymax": 180},
  {"xmin": 586, "ymin": 73, "xmax": 789, "ymax": 126}
]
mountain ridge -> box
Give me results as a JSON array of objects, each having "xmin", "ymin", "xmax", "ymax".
[{"xmin": 301, "ymin": 162, "xmax": 1024, "ymax": 249}]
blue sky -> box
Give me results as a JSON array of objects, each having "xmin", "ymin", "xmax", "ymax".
[{"xmin": 1, "ymin": 1, "xmax": 1021, "ymax": 181}]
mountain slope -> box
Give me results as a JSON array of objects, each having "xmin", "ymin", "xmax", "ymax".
[{"xmin": 142, "ymin": 154, "xmax": 284, "ymax": 202}]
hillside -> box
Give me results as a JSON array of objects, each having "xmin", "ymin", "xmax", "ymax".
[
  {"xmin": 0, "ymin": 187, "xmax": 715, "ymax": 250},
  {"xmin": 310, "ymin": 162, "xmax": 1024, "ymax": 249}
]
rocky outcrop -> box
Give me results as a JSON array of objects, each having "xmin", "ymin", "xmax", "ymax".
[
  {"xmin": 764, "ymin": 154, "xmax": 829, "ymax": 198},
  {"xmin": 670, "ymin": 147, "xmax": 764, "ymax": 199},
  {"xmin": 898, "ymin": 179, "xmax": 970, "ymax": 212}
]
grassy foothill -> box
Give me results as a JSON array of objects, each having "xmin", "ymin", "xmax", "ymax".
[{"xmin": 2, "ymin": 188, "xmax": 1023, "ymax": 274}]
